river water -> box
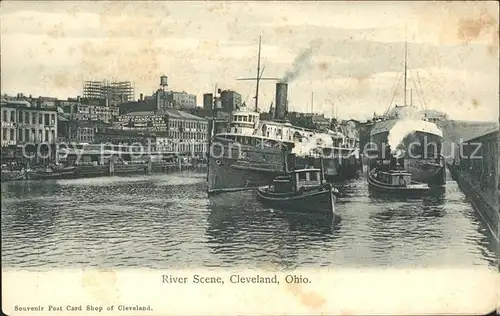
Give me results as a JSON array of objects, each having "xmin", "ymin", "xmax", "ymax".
[{"xmin": 1, "ymin": 170, "xmax": 497, "ymax": 270}]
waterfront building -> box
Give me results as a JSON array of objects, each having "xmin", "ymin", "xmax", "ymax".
[
  {"xmin": 119, "ymin": 99, "xmax": 157, "ymax": 116},
  {"xmin": 454, "ymin": 127, "xmax": 499, "ymax": 238},
  {"xmin": 220, "ymin": 90, "xmax": 242, "ymax": 113},
  {"xmin": 172, "ymin": 91, "xmax": 197, "ymax": 109},
  {"xmin": 203, "ymin": 93, "xmax": 213, "ymax": 111},
  {"xmin": 57, "ymin": 116, "xmax": 111, "ymax": 144},
  {"xmin": 94, "ymin": 129, "xmax": 161, "ymax": 149},
  {"xmin": 1, "ymin": 99, "xmax": 58, "ymax": 147},
  {"xmin": 61, "ymin": 99, "xmax": 119, "ymax": 123},
  {"xmin": 116, "ymin": 108, "xmax": 208, "ymax": 154},
  {"xmin": 288, "ymin": 112, "xmax": 331, "ymax": 131}
]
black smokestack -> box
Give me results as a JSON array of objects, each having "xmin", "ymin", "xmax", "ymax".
[{"xmin": 274, "ymin": 82, "xmax": 288, "ymax": 120}]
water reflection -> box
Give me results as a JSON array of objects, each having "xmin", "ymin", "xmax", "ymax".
[
  {"xmin": 1, "ymin": 172, "xmax": 497, "ymax": 270},
  {"xmin": 206, "ymin": 191, "xmax": 342, "ymax": 269}
]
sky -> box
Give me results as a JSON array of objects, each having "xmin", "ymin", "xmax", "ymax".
[{"xmin": 1, "ymin": 1, "xmax": 499, "ymax": 121}]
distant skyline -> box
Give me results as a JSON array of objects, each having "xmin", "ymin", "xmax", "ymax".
[{"xmin": 1, "ymin": 1, "xmax": 498, "ymax": 121}]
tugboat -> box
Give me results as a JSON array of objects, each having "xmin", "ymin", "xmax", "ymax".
[
  {"xmin": 27, "ymin": 164, "xmax": 77, "ymax": 180},
  {"xmin": 367, "ymin": 152, "xmax": 435, "ymax": 195},
  {"xmin": 255, "ymin": 155, "xmax": 339, "ymax": 216}
]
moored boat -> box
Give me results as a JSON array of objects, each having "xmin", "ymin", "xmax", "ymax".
[
  {"xmin": 207, "ymin": 36, "xmax": 360, "ymax": 194},
  {"xmin": 367, "ymin": 38, "xmax": 446, "ymax": 187},
  {"xmin": 367, "ymin": 156, "xmax": 439, "ymax": 195},
  {"xmin": 27, "ymin": 165, "xmax": 77, "ymax": 180},
  {"xmin": 256, "ymin": 167, "xmax": 339, "ymax": 216}
]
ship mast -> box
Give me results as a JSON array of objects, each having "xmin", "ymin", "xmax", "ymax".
[
  {"xmin": 255, "ymin": 35, "xmax": 262, "ymax": 112},
  {"xmin": 236, "ymin": 36, "xmax": 280, "ymax": 112},
  {"xmin": 403, "ymin": 26, "xmax": 408, "ymax": 106},
  {"xmin": 311, "ymin": 92, "xmax": 314, "ymax": 113}
]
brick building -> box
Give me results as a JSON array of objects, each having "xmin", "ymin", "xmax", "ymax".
[
  {"xmin": 116, "ymin": 108, "xmax": 208, "ymax": 154},
  {"xmin": 1, "ymin": 99, "xmax": 58, "ymax": 147}
]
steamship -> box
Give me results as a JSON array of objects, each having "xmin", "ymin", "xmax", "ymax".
[
  {"xmin": 207, "ymin": 38, "xmax": 360, "ymax": 194},
  {"xmin": 367, "ymin": 40, "xmax": 445, "ymax": 186}
]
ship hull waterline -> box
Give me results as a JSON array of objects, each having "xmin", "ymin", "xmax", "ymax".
[
  {"xmin": 207, "ymin": 141, "xmax": 361, "ymax": 194},
  {"xmin": 255, "ymin": 186, "xmax": 336, "ymax": 216}
]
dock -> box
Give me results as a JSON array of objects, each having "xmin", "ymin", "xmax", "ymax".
[{"xmin": 446, "ymin": 127, "xmax": 499, "ymax": 242}]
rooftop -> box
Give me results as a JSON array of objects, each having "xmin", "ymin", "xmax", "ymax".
[{"xmin": 125, "ymin": 108, "xmax": 206, "ymax": 121}]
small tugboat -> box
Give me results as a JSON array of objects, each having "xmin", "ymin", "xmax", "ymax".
[
  {"xmin": 27, "ymin": 164, "xmax": 77, "ymax": 180},
  {"xmin": 367, "ymin": 154, "xmax": 434, "ymax": 195},
  {"xmin": 255, "ymin": 155, "xmax": 339, "ymax": 215}
]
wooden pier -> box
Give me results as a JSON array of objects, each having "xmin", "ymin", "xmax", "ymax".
[{"xmin": 448, "ymin": 128, "xmax": 499, "ymax": 242}]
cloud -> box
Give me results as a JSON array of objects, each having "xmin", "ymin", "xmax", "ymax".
[{"xmin": 0, "ymin": 1, "xmax": 497, "ymax": 122}]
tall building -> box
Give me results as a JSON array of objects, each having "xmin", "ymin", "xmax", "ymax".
[
  {"xmin": 1, "ymin": 98, "xmax": 58, "ymax": 147},
  {"xmin": 203, "ymin": 93, "xmax": 213, "ymax": 111},
  {"xmin": 172, "ymin": 91, "xmax": 197, "ymax": 109},
  {"xmin": 155, "ymin": 89, "xmax": 175, "ymax": 112},
  {"xmin": 220, "ymin": 90, "xmax": 242, "ymax": 113},
  {"xmin": 60, "ymin": 99, "xmax": 119, "ymax": 123},
  {"xmin": 82, "ymin": 80, "xmax": 135, "ymax": 104}
]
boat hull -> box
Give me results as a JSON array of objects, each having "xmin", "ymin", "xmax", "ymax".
[
  {"xmin": 1, "ymin": 170, "xmax": 26, "ymax": 182},
  {"xmin": 255, "ymin": 185, "xmax": 336, "ymax": 215},
  {"xmin": 207, "ymin": 142, "xmax": 286, "ymax": 194},
  {"xmin": 207, "ymin": 138, "xmax": 361, "ymax": 193},
  {"xmin": 27, "ymin": 169, "xmax": 77, "ymax": 180},
  {"xmin": 367, "ymin": 168, "xmax": 442, "ymax": 196}
]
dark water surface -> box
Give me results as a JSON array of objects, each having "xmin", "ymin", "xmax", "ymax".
[{"xmin": 1, "ymin": 171, "xmax": 497, "ymax": 270}]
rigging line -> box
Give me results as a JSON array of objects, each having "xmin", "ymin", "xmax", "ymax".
[
  {"xmin": 415, "ymin": 70, "xmax": 428, "ymax": 108},
  {"xmin": 383, "ymin": 72, "xmax": 401, "ymax": 115},
  {"xmin": 385, "ymin": 72, "xmax": 402, "ymax": 115},
  {"xmin": 409, "ymin": 76, "xmax": 421, "ymax": 109},
  {"xmin": 412, "ymin": 77, "xmax": 427, "ymax": 111}
]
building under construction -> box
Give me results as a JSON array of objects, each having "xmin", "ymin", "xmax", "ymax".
[{"xmin": 82, "ymin": 80, "xmax": 135, "ymax": 103}]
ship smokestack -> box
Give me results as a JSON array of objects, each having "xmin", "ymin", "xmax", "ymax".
[{"xmin": 274, "ymin": 82, "xmax": 288, "ymax": 120}]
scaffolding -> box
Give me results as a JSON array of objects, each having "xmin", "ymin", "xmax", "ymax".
[{"xmin": 82, "ymin": 80, "xmax": 135, "ymax": 103}]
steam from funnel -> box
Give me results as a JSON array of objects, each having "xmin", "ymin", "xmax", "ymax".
[
  {"xmin": 394, "ymin": 148, "xmax": 405, "ymax": 158},
  {"xmin": 282, "ymin": 39, "xmax": 322, "ymax": 83},
  {"xmin": 387, "ymin": 119, "xmax": 420, "ymax": 154},
  {"xmin": 292, "ymin": 133, "xmax": 334, "ymax": 157}
]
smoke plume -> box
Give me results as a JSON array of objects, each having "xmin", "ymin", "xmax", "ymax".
[
  {"xmin": 282, "ymin": 39, "xmax": 322, "ymax": 83},
  {"xmin": 292, "ymin": 133, "xmax": 334, "ymax": 157},
  {"xmin": 386, "ymin": 119, "xmax": 422, "ymax": 154}
]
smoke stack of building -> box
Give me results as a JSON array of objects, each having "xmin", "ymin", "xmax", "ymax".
[{"xmin": 274, "ymin": 82, "xmax": 288, "ymax": 120}]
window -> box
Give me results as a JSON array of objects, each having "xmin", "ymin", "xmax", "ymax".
[
  {"xmin": 25, "ymin": 112, "xmax": 29, "ymax": 124},
  {"xmin": 44, "ymin": 114, "xmax": 50, "ymax": 126},
  {"xmin": 2, "ymin": 110, "xmax": 6, "ymax": 122},
  {"xmin": 18, "ymin": 129, "xmax": 23, "ymax": 142},
  {"xmin": 10, "ymin": 128, "xmax": 15, "ymax": 140},
  {"xmin": 45, "ymin": 130, "xmax": 49, "ymax": 142},
  {"xmin": 298, "ymin": 172, "xmax": 307, "ymax": 181},
  {"xmin": 19, "ymin": 112, "xmax": 23, "ymax": 124},
  {"xmin": 243, "ymin": 116, "xmax": 248, "ymax": 122},
  {"xmin": 2, "ymin": 128, "xmax": 6, "ymax": 140},
  {"xmin": 38, "ymin": 114, "xmax": 43, "ymax": 125},
  {"xmin": 10, "ymin": 111, "xmax": 15, "ymax": 122},
  {"xmin": 309, "ymin": 172, "xmax": 318, "ymax": 181}
]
